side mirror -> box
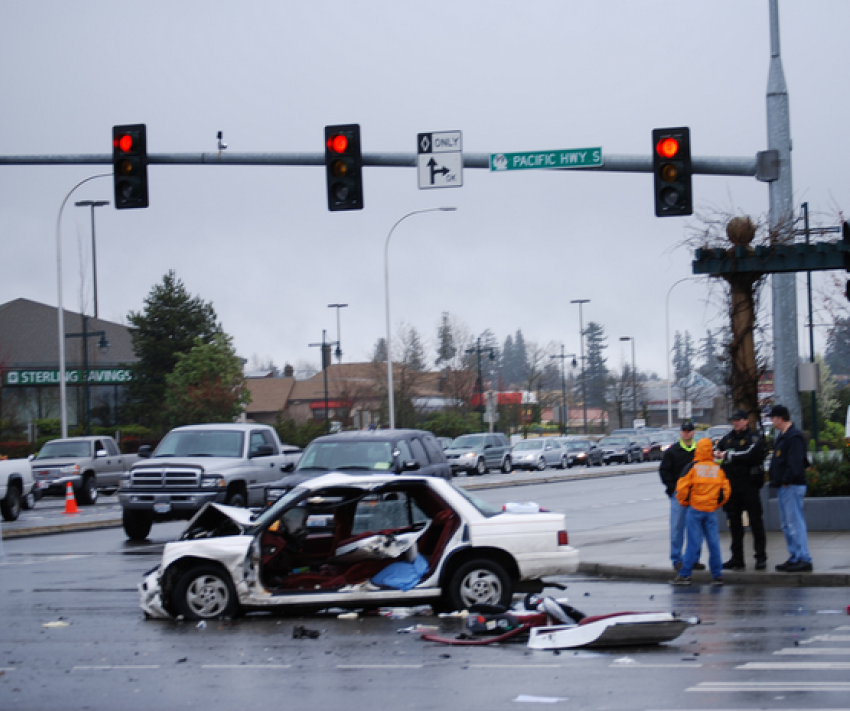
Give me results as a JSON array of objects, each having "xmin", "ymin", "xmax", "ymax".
[
  {"xmin": 251, "ymin": 444, "xmax": 275, "ymax": 458},
  {"xmin": 402, "ymin": 460, "xmax": 421, "ymax": 472},
  {"xmin": 96, "ymin": 449, "xmax": 108, "ymax": 458},
  {"xmin": 28, "ymin": 453, "xmax": 35, "ymax": 461},
  {"xmin": 137, "ymin": 445, "xmax": 152, "ymax": 459}
]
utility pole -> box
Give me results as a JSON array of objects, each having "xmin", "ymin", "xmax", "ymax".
[
  {"xmin": 551, "ymin": 346, "xmax": 576, "ymax": 435},
  {"xmin": 309, "ymin": 330, "xmax": 338, "ymax": 434},
  {"xmin": 571, "ymin": 299, "xmax": 590, "ymax": 434}
]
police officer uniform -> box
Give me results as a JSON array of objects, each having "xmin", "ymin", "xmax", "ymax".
[{"xmin": 716, "ymin": 410, "xmax": 767, "ymax": 570}]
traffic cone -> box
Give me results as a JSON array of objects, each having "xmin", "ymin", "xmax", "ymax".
[{"xmin": 64, "ymin": 482, "xmax": 79, "ymax": 515}]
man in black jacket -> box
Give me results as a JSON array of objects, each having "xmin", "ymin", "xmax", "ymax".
[
  {"xmin": 768, "ymin": 404, "xmax": 813, "ymax": 572},
  {"xmin": 714, "ymin": 410, "xmax": 767, "ymax": 570},
  {"xmin": 659, "ymin": 421, "xmax": 704, "ymax": 571}
]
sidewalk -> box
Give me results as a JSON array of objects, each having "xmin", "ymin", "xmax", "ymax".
[{"xmin": 3, "ymin": 465, "xmax": 848, "ymax": 586}]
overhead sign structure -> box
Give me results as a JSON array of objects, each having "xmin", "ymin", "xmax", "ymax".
[
  {"xmin": 490, "ymin": 147, "xmax": 603, "ymax": 172},
  {"xmin": 417, "ymin": 131, "xmax": 462, "ymax": 189}
]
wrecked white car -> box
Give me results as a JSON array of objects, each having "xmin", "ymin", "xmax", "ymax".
[{"xmin": 139, "ymin": 473, "xmax": 579, "ymax": 620}]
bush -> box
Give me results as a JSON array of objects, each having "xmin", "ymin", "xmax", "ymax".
[
  {"xmin": 806, "ymin": 451, "xmax": 850, "ymax": 497},
  {"xmin": 0, "ymin": 441, "xmax": 35, "ymax": 459}
]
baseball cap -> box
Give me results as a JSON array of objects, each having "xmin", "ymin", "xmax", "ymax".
[
  {"xmin": 769, "ymin": 404, "xmax": 790, "ymax": 420},
  {"xmin": 680, "ymin": 420, "xmax": 695, "ymax": 431},
  {"xmin": 730, "ymin": 409, "xmax": 747, "ymax": 421}
]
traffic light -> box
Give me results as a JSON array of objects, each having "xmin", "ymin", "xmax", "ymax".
[
  {"xmin": 652, "ymin": 127, "xmax": 692, "ymax": 217},
  {"xmin": 112, "ymin": 124, "xmax": 149, "ymax": 209},
  {"xmin": 324, "ymin": 124, "xmax": 363, "ymax": 211}
]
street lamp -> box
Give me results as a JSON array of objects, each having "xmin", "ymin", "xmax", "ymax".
[
  {"xmin": 551, "ymin": 345, "xmax": 577, "ymax": 435},
  {"xmin": 309, "ymin": 329, "xmax": 339, "ymax": 434},
  {"xmin": 75, "ymin": 200, "xmax": 109, "ymax": 318},
  {"xmin": 65, "ymin": 320, "xmax": 110, "ymax": 435},
  {"xmin": 384, "ymin": 207, "xmax": 457, "ymax": 429},
  {"xmin": 327, "ymin": 303, "xmax": 348, "ymax": 364},
  {"xmin": 620, "ymin": 336, "xmax": 637, "ymax": 425},
  {"xmin": 466, "ymin": 338, "xmax": 496, "ymax": 431},
  {"xmin": 570, "ymin": 299, "xmax": 590, "ymax": 434}
]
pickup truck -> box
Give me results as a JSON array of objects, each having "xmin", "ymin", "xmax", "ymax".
[
  {"xmin": 1, "ymin": 457, "xmax": 35, "ymax": 521},
  {"xmin": 118, "ymin": 423, "xmax": 302, "ymax": 541},
  {"xmin": 30, "ymin": 436, "xmax": 139, "ymax": 506}
]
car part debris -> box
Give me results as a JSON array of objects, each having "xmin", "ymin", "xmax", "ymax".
[{"xmin": 292, "ymin": 625, "xmax": 321, "ymax": 639}]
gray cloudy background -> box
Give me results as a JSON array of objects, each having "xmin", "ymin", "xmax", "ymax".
[{"xmin": 1, "ymin": 1, "xmax": 848, "ymax": 378}]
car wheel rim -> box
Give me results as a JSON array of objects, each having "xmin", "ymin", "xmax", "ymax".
[
  {"xmin": 186, "ymin": 575, "xmax": 230, "ymax": 618},
  {"xmin": 459, "ymin": 569, "xmax": 503, "ymax": 607}
]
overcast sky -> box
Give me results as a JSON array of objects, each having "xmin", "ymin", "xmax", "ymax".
[{"xmin": 1, "ymin": 1, "xmax": 848, "ymax": 381}]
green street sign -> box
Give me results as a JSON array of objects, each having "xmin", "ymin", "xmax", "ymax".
[
  {"xmin": 490, "ymin": 147, "xmax": 603, "ymax": 172},
  {"xmin": 2, "ymin": 368, "xmax": 133, "ymax": 386}
]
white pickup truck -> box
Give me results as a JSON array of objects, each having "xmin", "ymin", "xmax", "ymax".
[
  {"xmin": 30, "ymin": 436, "xmax": 139, "ymax": 506},
  {"xmin": 118, "ymin": 423, "xmax": 302, "ymax": 541},
  {"xmin": 1, "ymin": 457, "xmax": 35, "ymax": 521}
]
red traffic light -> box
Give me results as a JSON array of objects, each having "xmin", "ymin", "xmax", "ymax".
[
  {"xmin": 116, "ymin": 134, "xmax": 134, "ymax": 153},
  {"xmin": 327, "ymin": 134, "xmax": 349, "ymax": 154},
  {"xmin": 656, "ymin": 137, "xmax": 679, "ymax": 159}
]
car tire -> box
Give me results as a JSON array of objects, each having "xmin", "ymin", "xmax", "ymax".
[
  {"xmin": 501, "ymin": 457, "xmax": 512, "ymax": 474},
  {"xmin": 447, "ymin": 559, "xmax": 512, "ymax": 610},
  {"xmin": 123, "ymin": 509, "xmax": 154, "ymax": 541},
  {"xmin": 173, "ymin": 564, "xmax": 238, "ymax": 621},
  {"xmin": 22, "ymin": 489, "xmax": 37, "ymax": 510},
  {"xmin": 536, "ymin": 457, "xmax": 546, "ymax": 471},
  {"xmin": 1, "ymin": 483, "xmax": 22, "ymax": 522},
  {"xmin": 225, "ymin": 491, "xmax": 247, "ymax": 508},
  {"xmin": 77, "ymin": 474, "xmax": 98, "ymax": 506},
  {"xmin": 475, "ymin": 458, "xmax": 487, "ymax": 476}
]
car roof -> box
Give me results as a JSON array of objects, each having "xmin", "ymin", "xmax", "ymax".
[
  {"xmin": 310, "ymin": 429, "xmax": 436, "ymax": 444},
  {"xmin": 171, "ymin": 423, "xmax": 270, "ymax": 432}
]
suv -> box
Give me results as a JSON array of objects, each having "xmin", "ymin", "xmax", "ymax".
[
  {"xmin": 444, "ymin": 433, "xmax": 512, "ymax": 476},
  {"xmin": 272, "ymin": 429, "xmax": 451, "ymax": 493}
]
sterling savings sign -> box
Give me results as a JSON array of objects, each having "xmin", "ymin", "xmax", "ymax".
[{"xmin": 3, "ymin": 368, "xmax": 132, "ymax": 386}]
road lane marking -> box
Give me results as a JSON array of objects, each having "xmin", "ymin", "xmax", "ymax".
[
  {"xmin": 799, "ymin": 635, "xmax": 850, "ymax": 643},
  {"xmin": 202, "ymin": 664, "xmax": 292, "ymax": 669},
  {"xmin": 73, "ymin": 665, "xmax": 160, "ymax": 670},
  {"xmin": 337, "ymin": 664, "xmax": 423, "ymax": 669},
  {"xmin": 688, "ymin": 681, "xmax": 850, "ymax": 692},
  {"xmin": 776, "ymin": 648, "xmax": 850, "ymax": 655},
  {"xmin": 468, "ymin": 664, "xmax": 564, "ymax": 668},
  {"xmin": 611, "ymin": 663, "xmax": 703, "ymax": 668},
  {"xmin": 737, "ymin": 662, "xmax": 850, "ymax": 670}
]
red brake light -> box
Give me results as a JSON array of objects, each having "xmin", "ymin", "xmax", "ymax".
[
  {"xmin": 558, "ymin": 530, "xmax": 569, "ymax": 546},
  {"xmin": 656, "ymin": 137, "xmax": 679, "ymax": 159}
]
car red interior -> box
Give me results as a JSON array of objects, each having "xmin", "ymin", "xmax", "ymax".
[{"xmin": 259, "ymin": 483, "xmax": 460, "ymax": 593}]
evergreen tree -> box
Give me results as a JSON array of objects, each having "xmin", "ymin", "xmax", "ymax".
[
  {"xmin": 825, "ymin": 316, "xmax": 850, "ymax": 376},
  {"xmin": 583, "ymin": 321, "xmax": 609, "ymax": 408},
  {"xmin": 697, "ymin": 329, "xmax": 725, "ymax": 385},
  {"xmin": 371, "ymin": 337, "xmax": 387, "ymax": 363},
  {"xmin": 672, "ymin": 330, "xmax": 695, "ymax": 383},
  {"xmin": 435, "ymin": 312, "xmax": 457, "ymax": 367},
  {"xmin": 126, "ymin": 271, "xmax": 221, "ymax": 430}
]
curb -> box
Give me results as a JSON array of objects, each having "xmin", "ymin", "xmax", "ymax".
[
  {"xmin": 2, "ymin": 518, "xmax": 123, "ymax": 539},
  {"xmin": 577, "ymin": 561, "xmax": 850, "ymax": 588}
]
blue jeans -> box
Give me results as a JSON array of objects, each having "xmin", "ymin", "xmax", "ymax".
[
  {"xmin": 680, "ymin": 508, "xmax": 723, "ymax": 579},
  {"xmin": 669, "ymin": 496, "xmax": 687, "ymax": 566},
  {"xmin": 778, "ymin": 485, "xmax": 811, "ymax": 564}
]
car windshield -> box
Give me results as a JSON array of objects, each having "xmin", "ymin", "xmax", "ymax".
[
  {"xmin": 565, "ymin": 441, "xmax": 590, "ymax": 450},
  {"xmin": 513, "ymin": 440, "xmax": 543, "ymax": 451},
  {"xmin": 452, "ymin": 486, "xmax": 501, "ymax": 518},
  {"xmin": 36, "ymin": 441, "xmax": 90, "ymax": 459},
  {"xmin": 154, "ymin": 430, "xmax": 244, "ymax": 458},
  {"xmin": 600, "ymin": 437, "xmax": 627, "ymax": 446},
  {"xmin": 296, "ymin": 441, "xmax": 394, "ymax": 471},
  {"xmin": 450, "ymin": 435, "xmax": 485, "ymax": 449}
]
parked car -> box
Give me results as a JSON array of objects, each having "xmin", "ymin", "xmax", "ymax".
[
  {"xmin": 557, "ymin": 438, "xmax": 603, "ymax": 467},
  {"xmin": 633, "ymin": 435, "xmax": 662, "ymax": 462},
  {"xmin": 653, "ymin": 430, "xmax": 680, "ymax": 453},
  {"xmin": 706, "ymin": 424, "xmax": 733, "ymax": 443},
  {"xmin": 598, "ymin": 436, "xmax": 643, "ymax": 465},
  {"xmin": 511, "ymin": 438, "xmax": 567, "ymax": 471},
  {"xmin": 138, "ymin": 472, "xmax": 580, "ymax": 620},
  {"xmin": 0, "ymin": 457, "xmax": 35, "ymax": 521},
  {"xmin": 270, "ymin": 429, "xmax": 451, "ymax": 497},
  {"xmin": 444, "ymin": 433, "xmax": 512, "ymax": 475}
]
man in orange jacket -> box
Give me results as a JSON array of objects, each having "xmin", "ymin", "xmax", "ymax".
[{"xmin": 671, "ymin": 438, "xmax": 731, "ymax": 587}]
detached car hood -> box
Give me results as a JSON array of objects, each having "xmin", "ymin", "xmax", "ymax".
[{"xmin": 179, "ymin": 502, "xmax": 257, "ymax": 540}]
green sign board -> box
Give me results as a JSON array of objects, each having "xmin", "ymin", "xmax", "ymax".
[
  {"xmin": 490, "ymin": 147, "xmax": 603, "ymax": 172},
  {"xmin": 3, "ymin": 368, "xmax": 133, "ymax": 386}
]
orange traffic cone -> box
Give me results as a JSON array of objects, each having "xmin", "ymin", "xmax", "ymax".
[{"xmin": 64, "ymin": 482, "xmax": 79, "ymax": 515}]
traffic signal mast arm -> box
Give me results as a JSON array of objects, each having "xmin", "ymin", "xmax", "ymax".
[{"xmin": 0, "ymin": 151, "xmax": 761, "ymax": 176}]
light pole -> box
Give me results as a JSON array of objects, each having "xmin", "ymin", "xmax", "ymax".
[
  {"xmin": 665, "ymin": 277, "xmax": 702, "ymax": 427},
  {"xmin": 550, "ymin": 346, "xmax": 577, "ymax": 435},
  {"xmin": 570, "ymin": 299, "xmax": 590, "ymax": 434},
  {"xmin": 309, "ymin": 330, "xmax": 339, "ymax": 434},
  {"xmin": 327, "ymin": 303, "xmax": 348, "ymax": 364},
  {"xmin": 384, "ymin": 207, "xmax": 456, "ymax": 429},
  {"xmin": 56, "ymin": 174, "xmax": 110, "ymax": 438},
  {"xmin": 620, "ymin": 336, "xmax": 637, "ymax": 425},
  {"xmin": 75, "ymin": 200, "xmax": 109, "ymax": 318}
]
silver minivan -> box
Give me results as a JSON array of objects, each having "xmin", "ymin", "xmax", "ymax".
[{"xmin": 444, "ymin": 433, "xmax": 512, "ymax": 476}]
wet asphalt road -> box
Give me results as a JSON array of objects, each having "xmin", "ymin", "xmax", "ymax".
[{"xmin": 2, "ymin": 475, "xmax": 850, "ymax": 710}]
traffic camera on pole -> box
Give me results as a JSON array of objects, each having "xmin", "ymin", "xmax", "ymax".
[
  {"xmin": 652, "ymin": 127, "xmax": 692, "ymax": 217},
  {"xmin": 112, "ymin": 124, "xmax": 149, "ymax": 209},
  {"xmin": 324, "ymin": 124, "xmax": 363, "ymax": 211}
]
